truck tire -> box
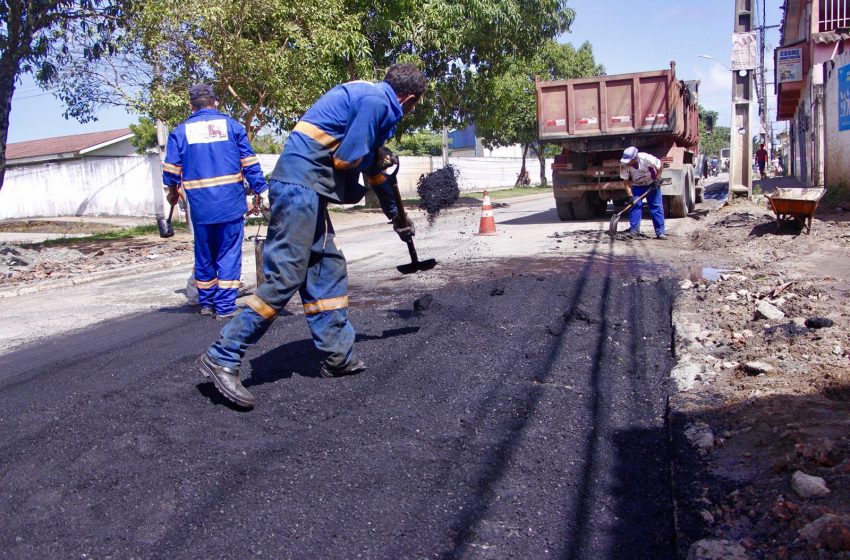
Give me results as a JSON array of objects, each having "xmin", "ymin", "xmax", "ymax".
[
  {"xmin": 664, "ymin": 192, "xmax": 688, "ymax": 218},
  {"xmin": 686, "ymin": 169, "xmax": 696, "ymax": 213},
  {"xmin": 556, "ymin": 201, "xmax": 575, "ymax": 221},
  {"xmin": 572, "ymin": 192, "xmax": 604, "ymax": 220}
]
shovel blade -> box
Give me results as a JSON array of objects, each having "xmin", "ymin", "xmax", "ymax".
[
  {"xmin": 608, "ymin": 213, "xmax": 620, "ymax": 238},
  {"xmin": 157, "ymin": 218, "xmax": 174, "ymax": 238},
  {"xmin": 397, "ymin": 258, "xmax": 437, "ymax": 275}
]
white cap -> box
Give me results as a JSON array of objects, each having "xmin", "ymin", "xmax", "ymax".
[{"xmin": 620, "ymin": 146, "xmax": 638, "ymax": 164}]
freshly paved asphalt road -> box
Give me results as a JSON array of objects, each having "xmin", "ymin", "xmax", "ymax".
[{"xmin": 0, "ymin": 255, "xmax": 676, "ymax": 559}]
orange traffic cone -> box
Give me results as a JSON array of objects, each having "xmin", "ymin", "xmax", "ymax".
[{"xmin": 476, "ymin": 190, "xmax": 498, "ymax": 235}]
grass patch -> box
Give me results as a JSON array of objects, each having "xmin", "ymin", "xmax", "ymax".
[
  {"xmin": 465, "ymin": 185, "xmax": 551, "ymax": 200},
  {"xmin": 31, "ymin": 222, "xmax": 189, "ymax": 247}
]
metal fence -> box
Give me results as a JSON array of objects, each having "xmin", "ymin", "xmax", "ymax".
[{"xmin": 819, "ymin": 0, "xmax": 850, "ymax": 32}]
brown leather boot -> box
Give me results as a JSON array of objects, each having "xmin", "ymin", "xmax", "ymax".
[{"xmin": 196, "ymin": 354, "xmax": 255, "ymax": 409}]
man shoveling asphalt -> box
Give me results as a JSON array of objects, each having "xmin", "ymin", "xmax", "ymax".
[
  {"xmin": 197, "ymin": 64, "xmax": 428, "ymax": 409},
  {"xmin": 619, "ymin": 146, "xmax": 667, "ymax": 240}
]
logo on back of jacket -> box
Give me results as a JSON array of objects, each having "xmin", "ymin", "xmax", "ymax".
[{"xmin": 186, "ymin": 119, "xmax": 229, "ymax": 144}]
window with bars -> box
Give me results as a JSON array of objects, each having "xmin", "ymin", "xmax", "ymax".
[{"xmin": 819, "ymin": 0, "xmax": 850, "ymax": 32}]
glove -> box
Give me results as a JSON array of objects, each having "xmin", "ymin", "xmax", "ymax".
[
  {"xmin": 628, "ymin": 195, "xmax": 639, "ymax": 206},
  {"xmin": 166, "ymin": 187, "xmax": 179, "ymax": 206},
  {"xmin": 392, "ymin": 213, "xmax": 415, "ymax": 242},
  {"xmin": 368, "ymin": 146, "xmax": 398, "ymax": 175}
]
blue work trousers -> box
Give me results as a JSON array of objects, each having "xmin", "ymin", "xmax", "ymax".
[
  {"xmin": 629, "ymin": 183, "xmax": 665, "ymax": 236},
  {"xmin": 193, "ymin": 218, "xmax": 244, "ymax": 315},
  {"xmin": 207, "ymin": 181, "xmax": 354, "ymax": 369}
]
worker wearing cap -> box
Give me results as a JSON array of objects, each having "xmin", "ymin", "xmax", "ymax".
[
  {"xmin": 619, "ymin": 146, "xmax": 666, "ymax": 240},
  {"xmin": 196, "ymin": 64, "xmax": 428, "ymax": 409},
  {"xmin": 162, "ymin": 84, "xmax": 268, "ymax": 318}
]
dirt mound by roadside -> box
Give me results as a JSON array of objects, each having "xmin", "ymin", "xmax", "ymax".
[
  {"xmin": 0, "ymin": 236, "xmax": 193, "ymax": 288},
  {"xmin": 672, "ymin": 195, "xmax": 850, "ymax": 558}
]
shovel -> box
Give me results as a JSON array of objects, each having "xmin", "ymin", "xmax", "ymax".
[
  {"xmin": 391, "ymin": 182, "xmax": 437, "ymax": 274},
  {"xmin": 608, "ymin": 177, "xmax": 671, "ymax": 239},
  {"xmin": 157, "ymin": 203, "xmax": 176, "ymax": 238}
]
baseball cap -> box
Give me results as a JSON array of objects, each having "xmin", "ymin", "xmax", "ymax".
[
  {"xmin": 189, "ymin": 83, "xmax": 216, "ymax": 100},
  {"xmin": 620, "ymin": 146, "xmax": 638, "ymax": 164}
]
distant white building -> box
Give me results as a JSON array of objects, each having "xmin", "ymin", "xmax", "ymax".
[
  {"xmin": 448, "ymin": 125, "xmax": 525, "ymax": 158},
  {"xmin": 5, "ymin": 128, "xmax": 135, "ymax": 166}
]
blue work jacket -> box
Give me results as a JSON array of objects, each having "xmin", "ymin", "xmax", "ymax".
[
  {"xmin": 270, "ymin": 81, "xmax": 403, "ymax": 208},
  {"xmin": 163, "ymin": 109, "xmax": 267, "ymax": 225}
]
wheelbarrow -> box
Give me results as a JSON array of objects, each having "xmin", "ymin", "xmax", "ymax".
[{"xmin": 767, "ymin": 188, "xmax": 826, "ymax": 234}]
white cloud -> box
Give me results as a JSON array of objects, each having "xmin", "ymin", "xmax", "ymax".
[{"xmin": 691, "ymin": 64, "xmax": 733, "ymax": 127}]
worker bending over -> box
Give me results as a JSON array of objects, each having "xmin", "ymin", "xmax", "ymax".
[
  {"xmin": 620, "ymin": 146, "xmax": 666, "ymax": 240},
  {"xmin": 197, "ymin": 64, "xmax": 428, "ymax": 409},
  {"xmin": 163, "ymin": 84, "xmax": 268, "ymax": 318}
]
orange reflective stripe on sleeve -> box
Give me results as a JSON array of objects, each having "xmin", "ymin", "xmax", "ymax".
[
  {"xmin": 162, "ymin": 163, "xmax": 182, "ymax": 174},
  {"xmin": 182, "ymin": 172, "xmax": 243, "ymax": 190},
  {"xmin": 293, "ymin": 121, "xmax": 340, "ymax": 149},
  {"xmin": 366, "ymin": 173, "xmax": 387, "ymax": 186},
  {"xmin": 303, "ymin": 296, "xmax": 349, "ymax": 316},
  {"xmin": 246, "ymin": 294, "xmax": 277, "ymax": 320},
  {"xmin": 195, "ymin": 278, "xmax": 218, "ymax": 289},
  {"xmin": 240, "ymin": 156, "xmax": 259, "ymax": 167},
  {"xmin": 333, "ymin": 156, "xmax": 362, "ymax": 170}
]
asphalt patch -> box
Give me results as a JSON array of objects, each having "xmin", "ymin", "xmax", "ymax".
[
  {"xmin": 417, "ymin": 165, "xmax": 460, "ymax": 224},
  {"xmin": 0, "ymin": 266, "xmax": 677, "ymax": 559}
]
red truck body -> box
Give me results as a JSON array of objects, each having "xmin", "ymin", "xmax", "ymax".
[{"xmin": 536, "ymin": 63, "xmax": 702, "ymax": 220}]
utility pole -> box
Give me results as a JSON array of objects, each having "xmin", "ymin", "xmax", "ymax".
[
  {"xmin": 756, "ymin": 0, "xmax": 781, "ymax": 156},
  {"xmin": 730, "ymin": 0, "xmax": 755, "ymax": 196}
]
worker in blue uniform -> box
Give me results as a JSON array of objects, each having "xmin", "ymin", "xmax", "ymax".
[
  {"xmin": 163, "ymin": 84, "xmax": 268, "ymax": 318},
  {"xmin": 196, "ymin": 64, "xmax": 428, "ymax": 409}
]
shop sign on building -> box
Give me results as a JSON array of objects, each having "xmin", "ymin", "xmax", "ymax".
[
  {"xmin": 777, "ymin": 46, "xmax": 803, "ymax": 83},
  {"xmin": 839, "ymin": 64, "xmax": 850, "ymax": 132}
]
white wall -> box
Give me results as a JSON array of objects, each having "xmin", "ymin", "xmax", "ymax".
[
  {"xmin": 1, "ymin": 154, "xmax": 162, "ymax": 220},
  {"xmin": 825, "ymin": 52, "xmax": 850, "ymax": 188},
  {"xmin": 1, "ymin": 153, "xmax": 551, "ymax": 219},
  {"xmin": 259, "ymin": 154, "xmax": 550, "ymax": 197}
]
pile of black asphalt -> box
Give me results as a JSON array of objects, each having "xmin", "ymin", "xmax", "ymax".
[
  {"xmin": 0, "ymin": 259, "xmax": 676, "ymax": 559},
  {"xmin": 417, "ymin": 165, "xmax": 460, "ymax": 223}
]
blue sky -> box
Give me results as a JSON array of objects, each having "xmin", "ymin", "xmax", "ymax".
[{"xmin": 7, "ymin": 0, "xmax": 786, "ymax": 143}]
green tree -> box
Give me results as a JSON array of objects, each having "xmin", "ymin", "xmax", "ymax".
[
  {"xmin": 0, "ymin": 0, "xmax": 121, "ymax": 189},
  {"xmin": 352, "ymin": 0, "xmax": 577, "ymax": 132},
  {"xmin": 46, "ymin": 0, "xmax": 577, "ymax": 142},
  {"xmin": 251, "ymin": 133, "xmax": 284, "ymax": 154},
  {"xmin": 129, "ymin": 117, "xmax": 157, "ymax": 154},
  {"xmin": 474, "ymin": 40, "xmax": 604, "ymax": 186},
  {"xmin": 386, "ymin": 130, "xmax": 443, "ymax": 156},
  {"xmin": 48, "ymin": 0, "xmax": 372, "ymax": 139},
  {"xmin": 699, "ymin": 105, "xmax": 730, "ymax": 160}
]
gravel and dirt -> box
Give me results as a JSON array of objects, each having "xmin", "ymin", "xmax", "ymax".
[{"xmin": 664, "ymin": 184, "xmax": 850, "ymax": 559}]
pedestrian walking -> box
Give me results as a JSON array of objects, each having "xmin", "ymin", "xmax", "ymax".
[
  {"xmin": 163, "ymin": 84, "xmax": 268, "ymax": 319},
  {"xmin": 619, "ymin": 146, "xmax": 666, "ymax": 240},
  {"xmin": 196, "ymin": 64, "xmax": 428, "ymax": 409},
  {"xmin": 756, "ymin": 143, "xmax": 769, "ymax": 179}
]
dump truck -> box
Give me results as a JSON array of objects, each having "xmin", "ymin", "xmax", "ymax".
[{"xmin": 536, "ymin": 62, "xmax": 702, "ymax": 220}]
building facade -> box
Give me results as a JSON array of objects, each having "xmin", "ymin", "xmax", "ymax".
[{"xmin": 775, "ymin": 0, "xmax": 850, "ymax": 186}]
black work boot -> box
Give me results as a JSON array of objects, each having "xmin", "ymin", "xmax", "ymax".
[
  {"xmin": 319, "ymin": 355, "xmax": 367, "ymax": 379},
  {"xmin": 196, "ymin": 354, "xmax": 255, "ymax": 409}
]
